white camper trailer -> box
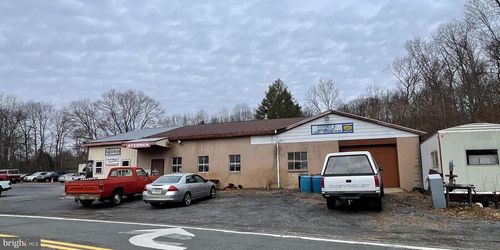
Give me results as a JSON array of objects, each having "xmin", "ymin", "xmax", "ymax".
[{"xmin": 420, "ymin": 123, "xmax": 500, "ymax": 192}]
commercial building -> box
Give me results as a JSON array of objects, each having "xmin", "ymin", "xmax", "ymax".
[
  {"xmin": 84, "ymin": 110, "xmax": 426, "ymax": 190},
  {"xmin": 421, "ymin": 123, "xmax": 500, "ymax": 192}
]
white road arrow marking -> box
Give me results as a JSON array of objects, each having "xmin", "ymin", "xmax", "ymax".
[{"xmin": 127, "ymin": 228, "xmax": 195, "ymax": 250}]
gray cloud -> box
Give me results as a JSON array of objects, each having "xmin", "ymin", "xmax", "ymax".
[{"xmin": 0, "ymin": 0, "xmax": 466, "ymax": 113}]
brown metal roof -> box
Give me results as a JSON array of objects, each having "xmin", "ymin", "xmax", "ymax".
[{"xmin": 150, "ymin": 117, "xmax": 304, "ymax": 141}]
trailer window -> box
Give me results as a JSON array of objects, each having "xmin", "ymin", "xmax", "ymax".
[
  {"xmin": 466, "ymin": 149, "xmax": 499, "ymax": 165},
  {"xmin": 324, "ymin": 155, "xmax": 374, "ymax": 176}
]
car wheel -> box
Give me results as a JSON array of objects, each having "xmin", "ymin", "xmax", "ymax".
[
  {"xmin": 209, "ymin": 187, "xmax": 216, "ymax": 198},
  {"xmin": 111, "ymin": 190, "xmax": 123, "ymax": 206},
  {"xmin": 0, "ymin": 189, "xmax": 2, "ymax": 196},
  {"xmin": 326, "ymin": 198, "xmax": 337, "ymax": 210},
  {"xmin": 380, "ymin": 185, "xmax": 384, "ymax": 197},
  {"xmin": 373, "ymin": 197, "xmax": 383, "ymax": 212},
  {"xmin": 183, "ymin": 192, "xmax": 192, "ymax": 206},
  {"xmin": 80, "ymin": 200, "xmax": 93, "ymax": 207}
]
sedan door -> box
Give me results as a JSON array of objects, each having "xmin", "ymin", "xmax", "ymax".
[
  {"xmin": 194, "ymin": 175, "xmax": 210, "ymax": 197},
  {"xmin": 184, "ymin": 175, "xmax": 200, "ymax": 198}
]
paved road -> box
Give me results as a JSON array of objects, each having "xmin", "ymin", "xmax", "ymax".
[
  {"xmin": 1, "ymin": 183, "xmax": 498, "ymax": 249},
  {"xmin": 0, "ymin": 215, "xmax": 441, "ymax": 250}
]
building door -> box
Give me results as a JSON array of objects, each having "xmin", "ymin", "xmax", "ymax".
[
  {"xmin": 340, "ymin": 144, "xmax": 399, "ymax": 188},
  {"xmin": 151, "ymin": 159, "xmax": 165, "ymax": 177}
]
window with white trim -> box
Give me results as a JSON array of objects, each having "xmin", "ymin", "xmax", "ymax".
[
  {"xmin": 198, "ymin": 156, "xmax": 209, "ymax": 172},
  {"xmin": 122, "ymin": 160, "xmax": 130, "ymax": 167},
  {"xmin": 229, "ymin": 154, "xmax": 241, "ymax": 172},
  {"xmin": 288, "ymin": 152, "xmax": 308, "ymax": 172},
  {"xmin": 95, "ymin": 161, "xmax": 103, "ymax": 174},
  {"xmin": 466, "ymin": 149, "xmax": 499, "ymax": 165},
  {"xmin": 172, "ymin": 157, "xmax": 182, "ymax": 173},
  {"xmin": 431, "ymin": 151, "xmax": 439, "ymax": 169}
]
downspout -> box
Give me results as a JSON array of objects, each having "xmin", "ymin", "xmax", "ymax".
[
  {"xmin": 274, "ymin": 129, "xmax": 281, "ymax": 189},
  {"xmin": 276, "ymin": 138, "xmax": 280, "ymax": 189}
]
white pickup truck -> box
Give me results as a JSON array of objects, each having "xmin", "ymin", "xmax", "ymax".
[
  {"xmin": 0, "ymin": 180, "xmax": 12, "ymax": 196},
  {"xmin": 320, "ymin": 151, "xmax": 384, "ymax": 211}
]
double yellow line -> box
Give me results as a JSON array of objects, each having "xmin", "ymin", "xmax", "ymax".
[{"xmin": 0, "ymin": 234, "xmax": 112, "ymax": 250}]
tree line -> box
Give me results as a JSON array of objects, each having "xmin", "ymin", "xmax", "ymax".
[
  {"xmin": 339, "ymin": 0, "xmax": 500, "ymax": 133},
  {"xmin": 0, "ymin": 90, "xmax": 263, "ymax": 172}
]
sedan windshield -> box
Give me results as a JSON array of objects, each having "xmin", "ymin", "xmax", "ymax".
[{"xmin": 153, "ymin": 175, "xmax": 182, "ymax": 184}]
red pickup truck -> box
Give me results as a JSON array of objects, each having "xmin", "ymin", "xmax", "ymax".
[
  {"xmin": 0, "ymin": 169, "xmax": 21, "ymax": 183},
  {"xmin": 65, "ymin": 167, "xmax": 156, "ymax": 207}
]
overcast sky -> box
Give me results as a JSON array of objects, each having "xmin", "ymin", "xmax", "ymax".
[{"xmin": 0, "ymin": 0, "xmax": 466, "ymax": 114}]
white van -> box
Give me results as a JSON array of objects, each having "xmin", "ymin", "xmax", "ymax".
[{"xmin": 320, "ymin": 151, "xmax": 384, "ymax": 211}]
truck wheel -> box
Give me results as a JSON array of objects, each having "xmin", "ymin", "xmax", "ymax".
[
  {"xmin": 80, "ymin": 200, "xmax": 93, "ymax": 207},
  {"xmin": 183, "ymin": 192, "xmax": 192, "ymax": 206},
  {"xmin": 111, "ymin": 190, "xmax": 123, "ymax": 206},
  {"xmin": 373, "ymin": 197, "xmax": 383, "ymax": 212},
  {"xmin": 326, "ymin": 198, "xmax": 337, "ymax": 210},
  {"xmin": 209, "ymin": 187, "xmax": 216, "ymax": 199}
]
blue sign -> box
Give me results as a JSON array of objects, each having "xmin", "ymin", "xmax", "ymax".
[{"xmin": 311, "ymin": 123, "xmax": 354, "ymax": 135}]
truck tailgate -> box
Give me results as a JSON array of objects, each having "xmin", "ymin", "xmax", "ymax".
[
  {"xmin": 323, "ymin": 176, "xmax": 377, "ymax": 192},
  {"xmin": 65, "ymin": 180, "xmax": 101, "ymax": 194}
]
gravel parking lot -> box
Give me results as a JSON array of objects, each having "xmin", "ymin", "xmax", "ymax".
[{"xmin": 1, "ymin": 183, "xmax": 499, "ymax": 249}]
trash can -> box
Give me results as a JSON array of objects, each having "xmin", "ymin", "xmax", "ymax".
[
  {"xmin": 427, "ymin": 174, "xmax": 446, "ymax": 209},
  {"xmin": 312, "ymin": 175, "xmax": 322, "ymax": 193},
  {"xmin": 299, "ymin": 175, "xmax": 312, "ymax": 193}
]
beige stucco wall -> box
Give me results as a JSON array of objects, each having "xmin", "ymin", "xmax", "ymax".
[
  {"xmin": 166, "ymin": 137, "xmax": 277, "ymax": 188},
  {"xmin": 278, "ymin": 141, "xmax": 339, "ymax": 188},
  {"xmin": 397, "ymin": 137, "xmax": 422, "ymax": 191},
  {"xmin": 87, "ymin": 145, "xmax": 138, "ymax": 178},
  {"xmin": 87, "ymin": 136, "xmax": 422, "ymax": 190}
]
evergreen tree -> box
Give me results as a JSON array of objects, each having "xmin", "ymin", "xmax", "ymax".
[{"xmin": 255, "ymin": 79, "xmax": 303, "ymax": 119}]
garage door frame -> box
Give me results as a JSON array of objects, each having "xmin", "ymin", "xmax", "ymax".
[{"xmin": 339, "ymin": 138, "xmax": 399, "ymax": 188}]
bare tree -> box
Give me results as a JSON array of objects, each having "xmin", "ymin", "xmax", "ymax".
[
  {"xmin": 25, "ymin": 102, "xmax": 54, "ymax": 170},
  {"xmin": 305, "ymin": 79, "xmax": 340, "ymax": 114},
  {"xmin": 0, "ymin": 94, "xmax": 25, "ymax": 169},
  {"xmin": 51, "ymin": 109, "xmax": 73, "ymax": 170},
  {"xmin": 210, "ymin": 108, "xmax": 231, "ymax": 123},
  {"xmin": 69, "ymin": 99, "xmax": 103, "ymax": 141},
  {"xmin": 97, "ymin": 89, "xmax": 165, "ymax": 134},
  {"xmin": 230, "ymin": 104, "xmax": 254, "ymax": 122}
]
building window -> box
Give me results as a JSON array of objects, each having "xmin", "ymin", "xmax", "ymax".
[
  {"xmin": 288, "ymin": 152, "xmax": 308, "ymax": 171},
  {"xmin": 172, "ymin": 157, "xmax": 182, "ymax": 173},
  {"xmin": 229, "ymin": 154, "xmax": 241, "ymax": 172},
  {"xmin": 198, "ymin": 156, "xmax": 209, "ymax": 172},
  {"xmin": 122, "ymin": 160, "xmax": 130, "ymax": 167},
  {"xmin": 466, "ymin": 149, "xmax": 499, "ymax": 165},
  {"xmin": 110, "ymin": 169, "xmax": 132, "ymax": 177},
  {"xmin": 95, "ymin": 161, "xmax": 103, "ymax": 174},
  {"xmin": 431, "ymin": 151, "xmax": 439, "ymax": 169}
]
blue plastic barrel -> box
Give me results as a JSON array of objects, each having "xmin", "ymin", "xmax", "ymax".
[
  {"xmin": 312, "ymin": 176, "xmax": 322, "ymax": 193},
  {"xmin": 299, "ymin": 175, "xmax": 312, "ymax": 193}
]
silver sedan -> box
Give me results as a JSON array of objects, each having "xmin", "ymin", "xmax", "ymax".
[{"xmin": 143, "ymin": 173, "xmax": 216, "ymax": 207}]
